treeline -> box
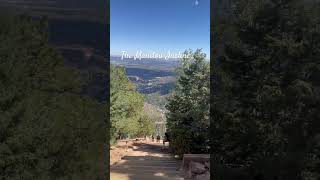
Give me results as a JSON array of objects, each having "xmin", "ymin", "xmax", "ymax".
[
  {"xmin": 0, "ymin": 15, "xmax": 107, "ymax": 179},
  {"xmin": 212, "ymin": 0, "xmax": 320, "ymax": 179},
  {"xmin": 110, "ymin": 65, "xmax": 155, "ymax": 143}
]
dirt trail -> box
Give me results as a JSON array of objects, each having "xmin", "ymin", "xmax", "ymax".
[{"xmin": 110, "ymin": 140, "xmax": 184, "ymax": 180}]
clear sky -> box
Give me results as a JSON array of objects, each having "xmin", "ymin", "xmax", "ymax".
[{"xmin": 111, "ymin": 0, "xmax": 210, "ymax": 59}]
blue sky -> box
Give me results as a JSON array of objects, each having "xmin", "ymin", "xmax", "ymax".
[{"xmin": 111, "ymin": 0, "xmax": 210, "ymax": 59}]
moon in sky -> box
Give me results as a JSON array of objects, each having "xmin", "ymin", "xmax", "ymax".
[{"xmin": 195, "ymin": 0, "xmax": 199, "ymax": 6}]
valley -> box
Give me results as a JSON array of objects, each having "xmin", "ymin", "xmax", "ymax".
[{"xmin": 111, "ymin": 57, "xmax": 180, "ymax": 110}]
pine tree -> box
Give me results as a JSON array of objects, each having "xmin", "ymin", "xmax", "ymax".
[
  {"xmin": 110, "ymin": 65, "xmax": 155, "ymax": 142},
  {"xmin": 166, "ymin": 49, "xmax": 210, "ymax": 155},
  {"xmin": 212, "ymin": 0, "xmax": 320, "ymax": 179}
]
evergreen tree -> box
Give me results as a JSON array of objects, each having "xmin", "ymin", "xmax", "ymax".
[
  {"xmin": 110, "ymin": 65, "xmax": 155, "ymax": 142},
  {"xmin": 212, "ymin": 0, "xmax": 320, "ymax": 179},
  {"xmin": 166, "ymin": 49, "xmax": 210, "ymax": 155}
]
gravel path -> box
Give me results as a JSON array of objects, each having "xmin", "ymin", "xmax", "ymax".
[{"xmin": 110, "ymin": 141, "xmax": 184, "ymax": 180}]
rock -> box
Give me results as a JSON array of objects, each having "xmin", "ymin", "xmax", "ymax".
[
  {"xmin": 190, "ymin": 162, "xmax": 206, "ymax": 175},
  {"xmin": 204, "ymin": 161, "xmax": 210, "ymax": 169},
  {"xmin": 181, "ymin": 154, "xmax": 210, "ymax": 174},
  {"xmin": 181, "ymin": 155, "xmax": 210, "ymax": 179},
  {"xmin": 186, "ymin": 168, "xmax": 193, "ymax": 179},
  {"xmin": 194, "ymin": 171, "xmax": 210, "ymax": 180}
]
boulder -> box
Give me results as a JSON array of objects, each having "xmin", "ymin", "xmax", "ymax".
[
  {"xmin": 181, "ymin": 154, "xmax": 210, "ymax": 179},
  {"xmin": 204, "ymin": 161, "xmax": 210, "ymax": 169},
  {"xmin": 190, "ymin": 162, "xmax": 207, "ymax": 174},
  {"xmin": 194, "ymin": 171, "xmax": 210, "ymax": 180},
  {"xmin": 182, "ymin": 154, "xmax": 210, "ymax": 172}
]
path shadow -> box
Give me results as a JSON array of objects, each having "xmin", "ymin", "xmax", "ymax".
[{"xmin": 131, "ymin": 142, "xmax": 173, "ymax": 154}]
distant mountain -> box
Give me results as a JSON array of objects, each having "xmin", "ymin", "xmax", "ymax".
[
  {"xmin": 49, "ymin": 20, "xmax": 107, "ymax": 102},
  {"xmin": 110, "ymin": 56, "xmax": 180, "ymax": 72},
  {"xmin": 0, "ymin": 0, "xmax": 107, "ymax": 23},
  {"xmin": 48, "ymin": 19, "xmax": 107, "ymax": 54},
  {"xmin": 46, "ymin": 17, "xmax": 107, "ymax": 102},
  {"xmin": 0, "ymin": 1, "xmax": 108, "ymax": 101}
]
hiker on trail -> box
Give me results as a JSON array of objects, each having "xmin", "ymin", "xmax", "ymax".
[
  {"xmin": 162, "ymin": 132, "xmax": 170, "ymax": 148},
  {"xmin": 156, "ymin": 135, "xmax": 160, "ymax": 143},
  {"xmin": 125, "ymin": 137, "xmax": 129, "ymax": 152},
  {"xmin": 151, "ymin": 135, "xmax": 154, "ymax": 142}
]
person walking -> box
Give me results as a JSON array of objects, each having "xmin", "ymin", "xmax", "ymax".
[{"xmin": 162, "ymin": 132, "xmax": 170, "ymax": 149}]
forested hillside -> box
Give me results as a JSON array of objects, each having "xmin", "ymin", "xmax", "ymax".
[
  {"xmin": 0, "ymin": 14, "xmax": 106, "ymax": 179},
  {"xmin": 110, "ymin": 65, "xmax": 156, "ymax": 143},
  {"xmin": 111, "ymin": 58, "xmax": 178, "ymax": 110}
]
